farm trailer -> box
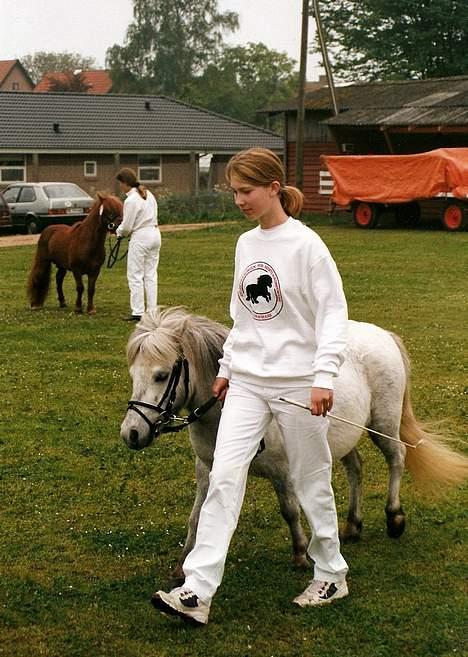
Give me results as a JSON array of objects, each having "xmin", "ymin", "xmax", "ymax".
[{"xmin": 320, "ymin": 147, "xmax": 468, "ymax": 231}]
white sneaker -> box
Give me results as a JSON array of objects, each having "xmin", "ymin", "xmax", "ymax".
[
  {"xmin": 293, "ymin": 579, "xmax": 349, "ymax": 607},
  {"xmin": 151, "ymin": 586, "xmax": 210, "ymax": 625}
]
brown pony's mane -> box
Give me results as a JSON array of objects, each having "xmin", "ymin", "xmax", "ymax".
[{"xmin": 90, "ymin": 193, "xmax": 124, "ymax": 219}]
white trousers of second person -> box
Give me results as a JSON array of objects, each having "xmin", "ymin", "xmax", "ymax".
[
  {"xmin": 126, "ymin": 226, "xmax": 161, "ymax": 316},
  {"xmin": 183, "ymin": 379, "xmax": 348, "ymax": 603}
]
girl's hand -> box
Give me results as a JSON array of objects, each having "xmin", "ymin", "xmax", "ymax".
[
  {"xmin": 212, "ymin": 377, "xmax": 229, "ymax": 403},
  {"xmin": 310, "ymin": 387, "xmax": 334, "ymax": 417}
]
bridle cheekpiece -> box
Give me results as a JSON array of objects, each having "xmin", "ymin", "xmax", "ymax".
[{"xmin": 126, "ymin": 357, "xmax": 218, "ymax": 441}]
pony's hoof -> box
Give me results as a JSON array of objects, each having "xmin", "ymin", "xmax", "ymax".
[
  {"xmin": 60, "ymin": 303, "xmax": 67, "ymax": 308},
  {"xmin": 386, "ymin": 510, "xmax": 406, "ymax": 538},
  {"xmin": 292, "ymin": 553, "xmax": 309, "ymax": 569},
  {"xmin": 30, "ymin": 305, "xmax": 42, "ymax": 311},
  {"xmin": 340, "ymin": 520, "xmax": 363, "ymax": 542},
  {"xmin": 87, "ymin": 309, "xmax": 97, "ymax": 316},
  {"xmin": 74, "ymin": 308, "xmax": 83, "ymax": 314}
]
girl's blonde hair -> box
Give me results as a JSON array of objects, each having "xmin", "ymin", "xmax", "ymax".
[
  {"xmin": 225, "ymin": 147, "xmax": 304, "ymax": 216},
  {"xmin": 116, "ymin": 167, "xmax": 147, "ymax": 199}
]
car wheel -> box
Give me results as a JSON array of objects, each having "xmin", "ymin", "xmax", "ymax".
[{"xmin": 26, "ymin": 218, "xmax": 39, "ymax": 234}]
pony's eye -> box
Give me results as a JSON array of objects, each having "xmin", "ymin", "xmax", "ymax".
[{"xmin": 154, "ymin": 371, "xmax": 169, "ymax": 383}]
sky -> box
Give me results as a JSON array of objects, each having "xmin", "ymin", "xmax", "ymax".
[{"xmin": 0, "ymin": 0, "xmax": 322, "ymax": 80}]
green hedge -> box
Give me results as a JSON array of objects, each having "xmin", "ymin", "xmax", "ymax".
[{"xmin": 157, "ymin": 190, "xmax": 242, "ymax": 224}]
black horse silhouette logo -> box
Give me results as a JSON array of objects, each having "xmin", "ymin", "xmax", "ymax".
[{"xmin": 245, "ymin": 274, "xmax": 272, "ymax": 304}]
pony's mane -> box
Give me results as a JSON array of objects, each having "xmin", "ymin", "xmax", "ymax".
[
  {"xmin": 127, "ymin": 306, "xmax": 229, "ymax": 388},
  {"xmin": 103, "ymin": 194, "xmax": 124, "ymax": 215},
  {"xmin": 85, "ymin": 193, "xmax": 123, "ymax": 219}
]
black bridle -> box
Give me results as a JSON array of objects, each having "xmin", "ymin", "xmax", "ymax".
[
  {"xmin": 126, "ymin": 356, "xmax": 266, "ymax": 454},
  {"xmin": 126, "ymin": 358, "xmax": 218, "ymax": 441}
]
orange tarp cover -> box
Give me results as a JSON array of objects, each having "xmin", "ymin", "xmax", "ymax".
[{"xmin": 321, "ymin": 148, "xmax": 468, "ymax": 206}]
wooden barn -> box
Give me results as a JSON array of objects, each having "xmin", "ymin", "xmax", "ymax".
[{"xmin": 263, "ymin": 75, "xmax": 468, "ymax": 213}]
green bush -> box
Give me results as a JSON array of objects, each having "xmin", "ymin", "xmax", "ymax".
[{"xmin": 157, "ymin": 190, "xmax": 241, "ymax": 223}]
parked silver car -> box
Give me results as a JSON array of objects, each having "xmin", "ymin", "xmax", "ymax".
[
  {"xmin": 0, "ymin": 191, "xmax": 12, "ymax": 230},
  {"xmin": 2, "ymin": 182, "xmax": 94, "ymax": 234}
]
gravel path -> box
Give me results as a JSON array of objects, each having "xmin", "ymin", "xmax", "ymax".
[{"xmin": 0, "ymin": 222, "xmax": 231, "ymax": 248}]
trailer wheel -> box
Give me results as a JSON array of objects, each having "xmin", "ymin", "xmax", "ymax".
[
  {"xmin": 353, "ymin": 202, "xmax": 379, "ymax": 229},
  {"xmin": 395, "ymin": 201, "xmax": 421, "ymax": 227},
  {"xmin": 441, "ymin": 202, "xmax": 466, "ymax": 231}
]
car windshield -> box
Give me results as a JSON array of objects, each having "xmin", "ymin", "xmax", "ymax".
[{"xmin": 43, "ymin": 184, "xmax": 89, "ymax": 199}]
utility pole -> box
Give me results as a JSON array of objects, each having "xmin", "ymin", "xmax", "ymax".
[
  {"xmin": 312, "ymin": 0, "xmax": 339, "ymax": 116},
  {"xmin": 295, "ymin": 0, "xmax": 310, "ymax": 192}
]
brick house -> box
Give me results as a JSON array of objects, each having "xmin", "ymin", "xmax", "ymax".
[
  {"xmin": 264, "ymin": 75, "xmax": 468, "ymax": 212},
  {"xmin": 0, "ymin": 60, "xmax": 34, "ymax": 92},
  {"xmin": 0, "ymin": 91, "xmax": 283, "ymax": 196}
]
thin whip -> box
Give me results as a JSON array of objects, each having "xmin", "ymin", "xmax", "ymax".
[{"xmin": 278, "ymin": 397, "xmax": 423, "ymax": 449}]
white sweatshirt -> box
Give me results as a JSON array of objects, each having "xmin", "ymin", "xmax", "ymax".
[
  {"xmin": 217, "ymin": 217, "xmax": 348, "ymax": 390},
  {"xmin": 116, "ymin": 188, "xmax": 158, "ymax": 238}
]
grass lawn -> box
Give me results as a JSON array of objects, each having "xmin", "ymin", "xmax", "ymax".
[{"xmin": 0, "ymin": 218, "xmax": 467, "ymax": 657}]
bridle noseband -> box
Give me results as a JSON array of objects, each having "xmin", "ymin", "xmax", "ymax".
[{"xmin": 126, "ymin": 358, "xmax": 218, "ymax": 441}]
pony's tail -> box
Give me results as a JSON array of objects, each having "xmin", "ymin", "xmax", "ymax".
[
  {"xmin": 391, "ymin": 332, "xmax": 468, "ymax": 493},
  {"xmin": 27, "ymin": 243, "xmax": 52, "ymax": 308}
]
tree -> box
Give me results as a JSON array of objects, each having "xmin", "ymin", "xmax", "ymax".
[
  {"xmin": 106, "ymin": 0, "xmax": 239, "ymax": 96},
  {"xmin": 47, "ymin": 71, "xmax": 91, "ymax": 93},
  {"xmin": 22, "ymin": 51, "xmax": 97, "ymax": 84},
  {"xmin": 317, "ymin": 0, "xmax": 468, "ymax": 81},
  {"xmin": 187, "ymin": 43, "xmax": 298, "ymax": 126}
]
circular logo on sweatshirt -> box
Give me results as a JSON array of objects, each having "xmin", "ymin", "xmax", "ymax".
[{"xmin": 238, "ymin": 261, "xmax": 283, "ymax": 320}]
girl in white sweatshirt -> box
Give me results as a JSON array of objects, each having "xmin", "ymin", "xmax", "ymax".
[
  {"xmin": 152, "ymin": 147, "xmax": 349, "ymax": 625},
  {"xmin": 116, "ymin": 168, "xmax": 161, "ymax": 321}
]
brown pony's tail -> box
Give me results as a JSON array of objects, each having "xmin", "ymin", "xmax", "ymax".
[
  {"xmin": 391, "ymin": 332, "xmax": 468, "ymax": 493},
  {"xmin": 27, "ymin": 242, "xmax": 52, "ymax": 308}
]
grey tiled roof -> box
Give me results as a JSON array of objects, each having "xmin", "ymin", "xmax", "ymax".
[
  {"xmin": 0, "ymin": 92, "xmax": 284, "ymax": 152},
  {"xmin": 325, "ymin": 105, "xmax": 468, "ymax": 127},
  {"xmin": 264, "ymin": 75, "xmax": 468, "ymax": 127}
]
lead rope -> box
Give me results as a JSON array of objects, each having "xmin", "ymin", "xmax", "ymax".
[{"xmin": 107, "ymin": 236, "xmax": 128, "ymax": 268}]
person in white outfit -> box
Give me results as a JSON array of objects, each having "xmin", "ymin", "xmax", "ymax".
[
  {"xmin": 152, "ymin": 148, "xmax": 349, "ymax": 625},
  {"xmin": 115, "ymin": 168, "xmax": 161, "ymax": 321}
]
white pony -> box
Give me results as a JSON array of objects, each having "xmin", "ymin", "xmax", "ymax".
[{"xmin": 120, "ymin": 307, "xmax": 467, "ymax": 581}]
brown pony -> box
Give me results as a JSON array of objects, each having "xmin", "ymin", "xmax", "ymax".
[{"xmin": 27, "ymin": 193, "xmax": 123, "ymax": 315}]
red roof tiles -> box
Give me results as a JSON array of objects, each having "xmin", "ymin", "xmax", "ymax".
[
  {"xmin": 0, "ymin": 60, "xmax": 20, "ymax": 84},
  {"xmin": 35, "ymin": 70, "xmax": 113, "ymax": 94}
]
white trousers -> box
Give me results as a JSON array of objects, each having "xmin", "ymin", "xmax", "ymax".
[
  {"xmin": 126, "ymin": 227, "xmax": 161, "ymax": 315},
  {"xmin": 183, "ymin": 379, "xmax": 348, "ymax": 602}
]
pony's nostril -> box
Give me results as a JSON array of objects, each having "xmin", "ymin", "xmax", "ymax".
[{"xmin": 129, "ymin": 429, "xmax": 139, "ymax": 445}]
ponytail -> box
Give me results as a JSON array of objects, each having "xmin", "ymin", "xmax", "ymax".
[
  {"xmin": 116, "ymin": 167, "xmax": 147, "ymax": 199},
  {"xmin": 280, "ymin": 185, "xmax": 304, "ymax": 216}
]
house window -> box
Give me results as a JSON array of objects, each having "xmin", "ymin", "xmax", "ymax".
[
  {"xmin": 138, "ymin": 155, "xmax": 162, "ymax": 183},
  {"xmin": 0, "ymin": 155, "xmax": 26, "ymax": 182},
  {"xmin": 84, "ymin": 161, "xmax": 97, "ymax": 177},
  {"xmin": 12, "ymin": 82, "xmax": 20, "ymax": 91}
]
